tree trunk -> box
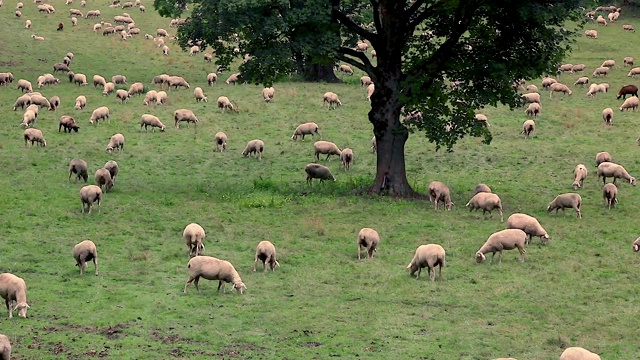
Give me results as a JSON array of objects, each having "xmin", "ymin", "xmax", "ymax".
[{"xmin": 302, "ymin": 62, "xmax": 340, "ymax": 83}]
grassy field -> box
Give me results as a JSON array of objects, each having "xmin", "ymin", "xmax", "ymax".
[{"xmin": 1, "ymin": 2, "xmax": 640, "ymax": 359}]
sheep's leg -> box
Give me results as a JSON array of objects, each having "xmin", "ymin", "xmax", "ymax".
[
  {"xmin": 183, "ymin": 276, "xmax": 195, "ymax": 293},
  {"xmin": 93, "ymin": 256, "xmax": 98, "ymax": 275},
  {"xmin": 429, "ymin": 267, "xmax": 435, "ymax": 281},
  {"xmin": 518, "ymin": 246, "xmax": 526, "ymax": 262},
  {"xmin": 499, "ymin": 209, "xmax": 504, "ymax": 222},
  {"xmin": 217, "ymin": 280, "xmax": 223, "ymax": 292},
  {"xmin": 253, "ymin": 257, "xmax": 258, "ymax": 272},
  {"xmin": 357, "ymin": 244, "xmax": 361, "ymax": 260},
  {"xmin": 438, "ymin": 264, "xmax": 442, "ymax": 280},
  {"xmin": 498, "ymin": 251, "xmax": 503, "ymax": 264},
  {"xmin": 5, "ymin": 299, "xmax": 11, "ymax": 318}
]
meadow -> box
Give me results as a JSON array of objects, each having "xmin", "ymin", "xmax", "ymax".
[{"xmin": 0, "ymin": 2, "xmax": 639, "ymax": 359}]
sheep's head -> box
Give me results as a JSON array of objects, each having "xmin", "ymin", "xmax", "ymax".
[
  {"xmin": 475, "ymin": 252, "xmax": 486, "ymax": 263},
  {"xmin": 232, "ymin": 282, "xmax": 246, "ymax": 294},
  {"xmin": 445, "ymin": 201, "xmax": 454, "ymax": 211},
  {"xmin": 630, "ymin": 177, "xmax": 638, "ymax": 186},
  {"xmin": 572, "ymin": 181, "xmax": 581, "ymax": 190},
  {"xmin": 15, "ymin": 302, "xmax": 29, "ymax": 318},
  {"xmin": 541, "ymin": 234, "xmax": 550, "ymax": 245},
  {"xmin": 633, "ymin": 240, "xmax": 640, "ymax": 252},
  {"xmin": 41, "ymin": 139, "xmax": 46, "ymax": 147}
]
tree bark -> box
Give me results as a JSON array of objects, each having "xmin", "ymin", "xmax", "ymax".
[{"xmin": 302, "ymin": 62, "xmax": 340, "ymax": 83}]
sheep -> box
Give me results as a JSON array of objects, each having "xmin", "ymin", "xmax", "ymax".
[
  {"xmin": 24, "ymin": 19, "xmax": 31, "ymax": 29},
  {"xmin": 557, "ymin": 63, "xmax": 573, "ymax": 74},
  {"xmin": 70, "ymin": 17, "xmax": 77, "ymax": 26},
  {"xmin": 31, "ymin": 34, "xmax": 45, "ymax": 40},
  {"xmin": 521, "ymin": 119, "xmax": 535, "ymax": 138},
  {"xmin": 573, "ymin": 76, "xmax": 589, "ymax": 87},
  {"xmin": 92, "ymin": 75, "xmax": 106, "ymax": 88},
  {"xmin": 13, "ymin": 94, "xmax": 31, "ymax": 110},
  {"xmin": 183, "ymin": 223, "xmax": 205, "ymax": 257},
  {"xmin": 619, "ymin": 96, "xmax": 639, "ymax": 111},
  {"xmin": 601, "ymin": 59, "xmax": 615, "ymax": 68},
  {"xmin": 59, "ymin": 115, "xmax": 80, "ymax": 133},
  {"xmin": 253, "ymin": 240, "xmax": 280, "ymax": 271},
  {"xmin": 592, "ymin": 66, "xmax": 609, "ymax": 77},
  {"xmin": 262, "ymin": 87, "xmax": 275, "ymax": 102},
  {"xmin": 0, "ymin": 273, "xmax": 30, "ymax": 318},
  {"xmin": 596, "ymin": 15, "xmax": 607, "ymax": 26},
  {"xmin": 155, "ymin": 91, "xmax": 168, "ymax": 105},
  {"xmin": 340, "ymin": 148, "xmax": 354, "ymax": 171},
  {"xmin": 156, "ymin": 28, "xmax": 168, "ymax": 37},
  {"xmin": 466, "ymin": 192, "xmax": 503, "ymax": 221},
  {"xmin": 0, "ymin": 72, "xmax": 14, "ymax": 85},
  {"xmin": 524, "ymin": 103, "xmax": 540, "ymax": 118},
  {"xmin": 559, "ymin": 347, "xmax": 601, "ymax": 360},
  {"xmin": 475, "ymin": 229, "xmax": 527, "ymax": 263},
  {"xmin": 151, "ymin": 74, "xmax": 169, "ymax": 86},
  {"xmin": 48, "ymin": 95, "xmax": 60, "ymax": 111},
  {"xmin": 20, "ymin": 110, "xmax": 36, "ymax": 128},
  {"xmin": 15, "ymin": 9, "xmax": 21, "ymax": 17},
  {"xmin": 29, "ymin": 95, "xmax": 50, "ymax": 109},
  {"xmin": 360, "ymin": 76, "xmax": 372, "ymax": 87},
  {"xmin": 549, "ymin": 82, "xmax": 572, "ymax": 97},
  {"xmin": 541, "ymin": 77, "xmax": 557, "ymax": 89},
  {"xmin": 193, "ymin": 87, "xmax": 207, "ymax": 103},
  {"xmin": 627, "ymin": 67, "xmax": 640, "ymax": 77},
  {"xmin": 602, "ymin": 182, "xmax": 619, "ymax": 209},
  {"xmin": 102, "ymin": 82, "xmax": 115, "ymax": 96},
  {"xmin": 23, "ymin": 128, "xmax": 46, "ymax": 147},
  {"xmin": 17, "ymin": 79, "xmax": 32, "ymax": 93},
  {"xmin": 571, "ymin": 64, "xmax": 586, "ymax": 72},
  {"xmin": 216, "ymin": 96, "xmax": 236, "ymax": 112},
  {"xmin": 69, "ymin": 8, "xmax": 82, "ymax": 16},
  {"xmin": 174, "ymin": 109, "xmax": 199, "ymax": 128},
  {"xmin": 80, "ymin": 185, "xmax": 102, "ymax": 214},
  {"xmin": 525, "ymin": 84, "xmax": 538, "ymax": 92},
  {"xmin": 167, "ymin": 76, "xmax": 190, "ymax": 89},
  {"xmin": 214, "ymin": 132, "xmax": 227, "ymax": 152},
  {"xmin": 95, "ymin": 168, "xmax": 114, "ymax": 192},
  {"xmin": 225, "ymin": 73, "xmax": 241, "ymax": 85},
  {"xmin": 406, "ymin": 244, "xmax": 446, "ymax": 280},
  {"xmin": 370, "ymin": 135, "xmax": 377, "ymax": 154},
  {"xmin": 624, "ymin": 56, "xmax": 634, "ymax": 67},
  {"xmin": 143, "ymin": 90, "xmax": 157, "ymax": 106},
  {"xmin": 74, "ymin": 95, "xmax": 86, "ymax": 110},
  {"xmin": 595, "ymin": 152, "xmax": 612, "ymax": 167},
  {"xmin": 203, "ymin": 53, "xmax": 212, "ymax": 62},
  {"xmin": 111, "ymin": 74, "xmax": 127, "ymax": 84},
  {"xmin": 338, "ymin": 64, "xmax": 353, "ymax": 75},
  {"xmin": 89, "ymin": 106, "xmax": 110, "ymax": 124},
  {"xmin": 506, "ymin": 213, "xmax": 549, "ymax": 245},
  {"xmin": 139, "ymin": 114, "xmax": 166, "ymax": 132},
  {"xmin": 571, "ymin": 164, "xmax": 588, "ymax": 190},
  {"xmin": 68, "ymin": 72, "xmax": 88, "ymax": 86},
  {"xmin": 546, "ymin": 193, "xmax": 582, "ymax": 218},
  {"xmin": 616, "ymin": 84, "xmax": 638, "ymax": 99},
  {"xmin": 85, "ymin": 9, "xmax": 100, "ymax": 18},
  {"xmin": 313, "ymin": 141, "xmax": 341, "ymax": 161},
  {"xmin": 291, "ymin": 122, "xmax": 320, "ymax": 141},
  {"xmin": 16, "ymin": 1, "xmax": 22, "ymax": 8},
  {"xmin": 139, "ymin": 4, "xmax": 144, "ymax": 11},
  {"xmin": 127, "ymin": 82, "xmax": 144, "ymax": 97},
  {"xmin": 305, "ymin": 163, "xmax": 335, "ymax": 185},
  {"xmin": 106, "ymin": 133, "xmax": 124, "ymax": 153},
  {"xmin": 623, "ymin": 24, "xmax": 635, "ymax": 32},
  {"xmin": 323, "ymin": 92, "xmax": 342, "ymax": 109},
  {"xmin": 597, "ymin": 162, "xmax": 636, "ymax": 186},
  {"xmin": 68, "ymin": 159, "xmax": 88, "ymax": 182},
  {"xmin": 207, "ymin": 72, "xmax": 217, "ymax": 86},
  {"xmin": 586, "ymin": 83, "xmax": 606, "ymax": 97},
  {"xmin": 103, "ymin": 161, "xmax": 118, "ymax": 184},
  {"xmin": 474, "ymin": 114, "xmax": 490, "ymax": 126},
  {"xmin": 183, "ymin": 256, "xmax": 246, "ymax": 294},
  {"xmin": 521, "ymin": 92, "xmax": 540, "ymax": 104},
  {"xmin": 115, "ymin": 89, "xmax": 130, "ymax": 104},
  {"xmin": 428, "ymin": 181, "xmax": 453, "ymax": 211},
  {"xmin": 73, "ymin": 240, "xmax": 98, "ymax": 275},
  {"xmin": 189, "ymin": 45, "xmax": 200, "ymax": 55},
  {"xmin": 241, "ymin": 139, "xmax": 264, "ymax": 160},
  {"xmin": 0, "ymin": 334, "xmax": 10, "ymax": 360},
  {"xmin": 26, "ymin": 104, "xmax": 39, "ymax": 117},
  {"xmin": 474, "ymin": 183, "xmax": 492, "ymax": 194},
  {"xmin": 356, "ymin": 228, "xmax": 379, "ymax": 260},
  {"xmin": 366, "ymin": 83, "xmax": 375, "ymax": 101}
]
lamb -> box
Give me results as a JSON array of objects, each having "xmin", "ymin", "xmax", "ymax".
[
  {"xmin": 521, "ymin": 92, "xmax": 540, "ymax": 104},
  {"xmin": 95, "ymin": 168, "xmax": 114, "ymax": 192},
  {"xmin": 291, "ymin": 122, "xmax": 320, "ymax": 141},
  {"xmin": 595, "ymin": 152, "xmax": 612, "ymax": 167},
  {"xmin": 619, "ymin": 96, "xmax": 639, "ymax": 111},
  {"xmin": 521, "ymin": 119, "xmax": 535, "ymax": 138},
  {"xmin": 0, "ymin": 273, "xmax": 30, "ymax": 318},
  {"xmin": 428, "ymin": 181, "xmax": 453, "ymax": 211},
  {"xmin": 314, "ymin": 141, "xmax": 341, "ymax": 161},
  {"xmin": 592, "ymin": 66, "xmax": 609, "ymax": 77},
  {"xmin": 340, "ymin": 148, "xmax": 354, "ymax": 171},
  {"xmin": 103, "ymin": 161, "xmax": 118, "ymax": 184},
  {"xmin": 546, "ymin": 193, "xmax": 582, "ymax": 218},
  {"xmin": 174, "ymin": 109, "xmax": 199, "ymax": 128},
  {"xmin": 406, "ymin": 244, "xmax": 446, "ymax": 280},
  {"xmin": 73, "ymin": 240, "xmax": 98, "ymax": 275},
  {"xmin": 155, "ymin": 91, "xmax": 168, "ymax": 105},
  {"xmin": 13, "ymin": 94, "xmax": 31, "ymax": 110},
  {"xmin": 59, "ymin": 115, "xmax": 80, "ymax": 133},
  {"xmin": 102, "ymin": 82, "xmax": 115, "ymax": 96},
  {"xmin": 183, "ymin": 223, "xmax": 205, "ymax": 257},
  {"xmin": 475, "ymin": 229, "xmax": 527, "ymax": 263},
  {"xmin": 143, "ymin": 90, "xmax": 157, "ymax": 106},
  {"xmin": 80, "ymin": 185, "xmax": 102, "ymax": 214},
  {"xmin": 602, "ymin": 182, "xmax": 618, "ymax": 209},
  {"xmin": 241, "ymin": 139, "xmax": 264, "ymax": 160},
  {"xmin": 89, "ymin": 106, "xmax": 110, "ymax": 124},
  {"xmin": 193, "ymin": 87, "xmax": 207, "ymax": 102},
  {"xmin": 506, "ymin": 213, "xmax": 549, "ymax": 245},
  {"xmin": 572, "ymin": 64, "xmax": 586, "ymax": 72},
  {"xmin": 69, "ymin": 158, "xmax": 88, "ymax": 181},
  {"xmin": 356, "ymin": 228, "xmax": 379, "ymax": 260},
  {"xmin": 262, "ymin": 87, "xmax": 275, "ymax": 102},
  {"xmin": 74, "ymin": 95, "xmax": 86, "ymax": 110},
  {"xmin": 573, "ymin": 76, "xmax": 589, "ymax": 87},
  {"xmin": 0, "ymin": 334, "xmax": 10, "ymax": 360},
  {"xmin": 466, "ymin": 192, "xmax": 503, "ymax": 221},
  {"xmin": 525, "ymin": 84, "xmax": 538, "ymax": 92},
  {"xmin": 597, "ymin": 162, "xmax": 636, "ymax": 186},
  {"xmin": 111, "ymin": 75, "xmax": 127, "ymax": 84},
  {"xmin": 624, "ymin": 56, "xmax": 634, "ymax": 67},
  {"xmin": 616, "ymin": 84, "xmax": 638, "ymax": 99},
  {"xmin": 214, "ymin": 132, "xmax": 227, "ymax": 152},
  {"xmin": 524, "ymin": 103, "xmax": 540, "ymax": 118},
  {"xmin": 360, "ymin": 76, "xmax": 372, "ymax": 87},
  {"xmin": 253, "ymin": 240, "xmax": 280, "ymax": 271},
  {"xmin": 305, "ymin": 163, "xmax": 335, "ymax": 185},
  {"xmin": 23, "ymin": 128, "xmax": 46, "ymax": 147},
  {"xmin": 139, "ymin": 114, "xmax": 166, "ymax": 132},
  {"xmin": 127, "ymin": 82, "xmax": 144, "ymax": 97},
  {"xmin": 183, "ymin": 256, "xmax": 246, "ymax": 294},
  {"xmin": 323, "ymin": 92, "xmax": 342, "ymax": 109},
  {"xmin": 225, "ymin": 73, "xmax": 241, "ymax": 85},
  {"xmin": 48, "ymin": 95, "xmax": 60, "ymax": 111},
  {"xmin": 116, "ymin": 89, "xmax": 130, "ymax": 103},
  {"xmin": 559, "ymin": 347, "xmax": 601, "ymax": 360},
  {"xmin": 474, "ymin": 183, "xmax": 492, "ymax": 194},
  {"xmin": 106, "ymin": 133, "xmax": 124, "ymax": 153},
  {"xmin": 207, "ymin": 72, "xmax": 217, "ymax": 86},
  {"xmin": 17, "ymin": 79, "xmax": 32, "ymax": 93},
  {"xmin": 20, "ymin": 110, "xmax": 36, "ymax": 128}
]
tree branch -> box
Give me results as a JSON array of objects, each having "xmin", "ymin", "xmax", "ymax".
[
  {"xmin": 371, "ymin": 0, "xmax": 382, "ymax": 35},
  {"xmin": 336, "ymin": 47, "xmax": 376, "ymax": 78},
  {"xmin": 332, "ymin": 6, "xmax": 379, "ymax": 47},
  {"xmin": 406, "ymin": 0, "xmax": 444, "ymax": 34}
]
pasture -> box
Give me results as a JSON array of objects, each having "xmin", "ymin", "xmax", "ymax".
[{"xmin": 0, "ymin": 2, "xmax": 639, "ymax": 359}]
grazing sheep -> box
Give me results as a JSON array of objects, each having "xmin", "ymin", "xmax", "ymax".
[
  {"xmin": 557, "ymin": 63, "xmax": 573, "ymax": 74},
  {"xmin": 313, "ymin": 140, "xmax": 342, "ymax": 161},
  {"xmin": 115, "ymin": 89, "xmax": 130, "ymax": 103},
  {"xmin": 521, "ymin": 119, "xmax": 535, "ymax": 138},
  {"xmin": 323, "ymin": 92, "xmax": 342, "ymax": 109},
  {"xmin": 474, "ymin": 114, "xmax": 490, "ymax": 126},
  {"xmin": 155, "ymin": 91, "xmax": 168, "ymax": 105},
  {"xmin": 356, "ymin": 228, "xmax": 379, "ymax": 260},
  {"xmin": 559, "ymin": 347, "xmax": 601, "ymax": 360},
  {"xmin": 103, "ymin": 161, "xmax": 118, "ymax": 184},
  {"xmin": 59, "ymin": 115, "xmax": 80, "ymax": 133},
  {"xmin": 474, "ymin": 183, "xmax": 492, "ymax": 194},
  {"xmin": 207, "ymin": 72, "xmax": 217, "ymax": 86},
  {"xmin": 111, "ymin": 74, "xmax": 127, "ymax": 84},
  {"xmin": 23, "ymin": 128, "xmax": 46, "ymax": 147},
  {"xmin": 624, "ymin": 56, "xmax": 634, "ymax": 67},
  {"xmin": 603, "ymin": 183, "xmax": 618, "ymax": 209},
  {"xmin": 193, "ymin": 87, "xmax": 207, "ymax": 102},
  {"xmin": 162, "ymin": 44, "xmax": 169, "ymax": 55},
  {"xmin": 48, "ymin": 95, "xmax": 60, "ymax": 111},
  {"xmin": 366, "ymin": 83, "xmax": 375, "ymax": 101},
  {"xmin": 15, "ymin": 10, "xmax": 21, "ymax": 17},
  {"xmin": 337, "ymin": 64, "xmax": 353, "ymax": 75},
  {"xmin": 225, "ymin": 73, "xmax": 241, "ymax": 85},
  {"xmin": 241, "ymin": 139, "xmax": 264, "ymax": 160},
  {"xmin": 73, "ymin": 240, "xmax": 98, "ymax": 275},
  {"xmin": 214, "ymin": 132, "xmax": 227, "ymax": 152},
  {"xmin": 466, "ymin": 192, "xmax": 503, "ymax": 221},
  {"xmin": 0, "ymin": 334, "xmax": 11, "ymax": 360},
  {"xmin": 524, "ymin": 103, "xmax": 541, "ymax": 118},
  {"xmin": 167, "ymin": 76, "xmax": 190, "ymax": 89},
  {"xmin": 586, "ymin": 83, "xmax": 607, "ymax": 97},
  {"xmin": 102, "ymin": 82, "xmax": 115, "ymax": 96},
  {"xmin": 597, "ymin": 108, "xmax": 613, "ymax": 128},
  {"xmin": 623, "ymin": 24, "xmax": 635, "ymax": 32},
  {"xmin": 595, "ymin": 152, "xmax": 612, "ymax": 167},
  {"xmin": 571, "ymin": 64, "xmax": 586, "ymax": 72},
  {"xmin": 601, "ymin": 59, "xmax": 615, "ymax": 68},
  {"xmin": 406, "ymin": 244, "xmax": 446, "ymax": 280},
  {"xmin": 506, "ymin": 213, "xmax": 549, "ymax": 245},
  {"xmin": 89, "ymin": 106, "xmax": 110, "ymax": 124},
  {"xmin": 573, "ymin": 76, "xmax": 589, "ymax": 87},
  {"xmin": 262, "ymin": 87, "xmax": 275, "ymax": 102},
  {"xmin": 525, "ymin": 84, "xmax": 538, "ymax": 92},
  {"xmin": 572, "ymin": 164, "xmax": 588, "ymax": 190},
  {"xmin": 340, "ymin": 148, "xmax": 354, "ymax": 171},
  {"xmin": 92, "ymin": 75, "xmax": 106, "ymax": 88},
  {"xmin": 547, "ymin": 193, "xmax": 582, "ymax": 218},
  {"xmin": 592, "ymin": 66, "xmax": 609, "ymax": 77},
  {"xmin": 549, "ymin": 82, "xmax": 572, "ymax": 97},
  {"xmin": 174, "ymin": 109, "xmax": 199, "ymax": 128},
  {"xmin": 428, "ymin": 181, "xmax": 453, "ymax": 211},
  {"xmin": 541, "ymin": 77, "xmax": 557, "ymax": 89},
  {"xmin": 616, "ymin": 84, "xmax": 638, "ymax": 99},
  {"xmin": 0, "ymin": 273, "xmax": 30, "ymax": 318},
  {"xmin": 143, "ymin": 90, "xmax": 157, "ymax": 106},
  {"xmin": 95, "ymin": 168, "xmax": 114, "ymax": 192},
  {"xmin": 597, "ymin": 162, "xmax": 636, "ymax": 186},
  {"xmin": 216, "ymin": 96, "xmax": 236, "ymax": 112},
  {"xmin": 68, "ymin": 159, "xmax": 88, "ymax": 182},
  {"xmin": 254, "ymin": 240, "xmax": 280, "ymax": 271},
  {"xmin": 106, "ymin": 133, "xmax": 124, "ymax": 153},
  {"xmin": 12, "ymin": 94, "xmax": 31, "ymax": 110},
  {"xmin": 619, "ymin": 96, "xmax": 639, "ymax": 111},
  {"xmin": 32, "ymin": 34, "xmax": 45, "ymax": 41},
  {"xmin": 29, "ymin": 94, "xmax": 50, "ymax": 109},
  {"xmin": 475, "ymin": 229, "xmax": 527, "ymax": 263},
  {"xmin": 183, "ymin": 256, "xmax": 246, "ymax": 294},
  {"xmin": 20, "ymin": 110, "xmax": 36, "ymax": 128},
  {"xmin": 68, "ymin": 72, "xmax": 88, "ymax": 86},
  {"xmin": 188, "ymin": 45, "xmax": 199, "ymax": 55},
  {"xmin": 127, "ymin": 82, "xmax": 144, "ymax": 97},
  {"xmin": 139, "ymin": 114, "xmax": 165, "ymax": 132},
  {"xmin": 74, "ymin": 95, "xmax": 86, "ymax": 110},
  {"xmin": 183, "ymin": 223, "xmax": 205, "ymax": 257},
  {"xmin": 17, "ymin": 79, "xmax": 32, "ymax": 93},
  {"xmin": 370, "ymin": 136, "xmax": 377, "ymax": 154},
  {"xmin": 360, "ymin": 76, "xmax": 372, "ymax": 87},
  {"xmin": 596, "ymin": 15, "xmax": 607, "ymax": 26},
  {"xmin": 521, "ymin": 92, "xmax": 540, "ymax": 104},
  {"xmin": 80, "ymin": 185, "xmax": 102, "ymax": 214},
  {"xmin": 203, "ymin": 53, "xmax": 212, "ymax": 62},
  {"xmin": 305, "ymin": 163, "xmax": 335, "ymax": 185},
  {"xmin": 291, "ymin": 122, "xmax": 320, "ymax": 141}
]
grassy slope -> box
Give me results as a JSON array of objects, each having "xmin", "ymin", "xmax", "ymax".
[{"xmin": 0, "ymin": 3, "xmax": 639, "ymax": 359}]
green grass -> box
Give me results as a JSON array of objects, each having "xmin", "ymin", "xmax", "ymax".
[{"xmin": 1, "ymin": 3, "xmax": 640, "ymax": 359}]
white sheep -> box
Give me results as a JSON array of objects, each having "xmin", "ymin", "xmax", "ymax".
[
  {"xmin": 241, "ymin": 139, "xmax": 264, "ymax": 160},
  {"xmin": 216, "ymin": 96, "xmax": 235, "ymax": 112},
  {"xmin": 357, "ymin": 228, "xmax": 379, "ymax": 260},
  {"xmin": 23, "ymin": 128, "xmax": 46, "ymax": 147},
  {"xmin": 572, "ymin": 64, "xmax": 586, "ymax": 72},
  {"xmin": 627, "ymin": 67, "xmax": 640, "ymax": 77},
  {"xmin": 225, "ymin": 73, "xmax": 241, "ymax": 85},
  {"xmin": 214, "ymin": 132, "xmax": 227, "ymax": 152},
  {"xmin": 25, "ymin": 19, "xmax": 31, "ymax": 28},
  {"xmin": 253, "ymin": 240, "xmax": 280, "ymax": 271},
  {"xmin": 595, "ymin": 151, "xmax": 612, "ymax": 167},
  {"xmin": 572, "ymin": 164, "xmax": 588, "ymax": 190},
  {"xmin": 0, "ymin": 334, "xmax": 11, "ymax": 360},
  {"xmin": 174, "ymin": 109, "xmax": 199, "ymax": 128},
  {"xmin": 262, "ymin": 87, "xmax": 275, "ymax": 102},
  {"xmin": 183, "ymin": 223, "xmax": 205, "ymax": 257},
  {"xmin": 89, "ymin": 106, "xmax": 110, "ymax": 124},
  {"xmin": 559, "ymin": 347, "xmax": 601, "ymax": 360},
  {"xmin": 475, "ymin": 229, "xmax": 527, "ymax": 263},
  {"xmin": 143, "ymin": 90, "xmax": 157, "ymax": 106},
  {"xmin": 102, "ymin": 82, "xmax": 115, "ymax": 96},
  {"xmin": 0, "ymin": 273, "xmax": 30, "ymax": 318},
  {"xmin": 573, "ymin": 76, "xmax": 589, "ymax": 87},
  {"xmin": 313, "ymin": 141, "xmax": 341, "ymax": 161},
  {"xmin": 619, "ymin": 96, "xmax": 639, "ymax": 111},
  {"xmin": 603, "ymin": 183, "xmax": 618, "ymax": 209},
  {"xmin": 624, "ymin": 56, "xmax": 634, "ymax": 67},
  {"xmin": 305, "ymin": 163, "xmax": 335, "ymax": 185},
  {"xmin": 474, "ymin": 183, "xmax": 492, "ymax": 194},
  {"xmin": 524, "ymin": 103, "xmax": 541, "ymax": 118},
  {"xmin": 592, "ymin": 66, "xmax": 609, "ymax": 77},
  {"xmin": 340, "ymin": 148, "xmax": 354, "ymax": 171},
  {"xmin": 73, "ymin": 240, "xmax": 98, "ymax": 275},
  {"xmin": 104, "ymin": 160, "xmax": 118, "ymax": 184},
  {"xmin": 127, "ymin": 82, "xmax": 144, "ymax": 96},
  {"xmin": 597, "ymin": 162, "xmax": 637, "ymax": 186},
  {"xmin": 360, "ymin": 76, "xmax": 372, "ymax": 87},
  {"xmin": 80, "ymin": 185, "xmax": 102, "ymax": 214},
  {"xmin": 602, "ymin": 107, "xmax": 613, "ymax": 126},
  {"xmin": 466, "ymin": 192, "xmax": 503, "ymax": 221},
  {"xmin": 428, "ymin": 181, "xmax": 453, "ymax": 211},
  {"xmin": 366, "ymin": 83, "xmax": 375, "ymax": 101},
  {"xmin": 506, "ymin": 213, "xmax": 549, "ymax": 245},
  {"xmin": 549, "ymin": 82, "xmax": 572, "ymax": 97},
  {"xmin": 95, "ymin": 168, "xmax": 114, "ymax": 192},
  {"xmin": 623, "ymin": 24, "xmax": 635, "ymax": 32},
  {"xmin": 155, "ymin": 91, "xmax": 168, "ymax": 105},
  {"xmin": 21, "ymin": 109, "xmax": 36, "ymax": 128},
  {"xmin": 406, "ymin": 244, "xmax": 446, "ymax": 280},
  {"xmin": 139, "ymin": 114, "xmax": 165, "ymax": 132},
  {"xmin": 521, "ymin": 92, "xmax": 540, "ymax": 104},
  {"xmin": 541, "ymin": 77, "xmax": 557, "ymax": 89},
  {"xmin": 547, "ymin": 193, "xmax": 582, "ymax": 218},
  {"xmin": 184, "ymin": 256, "xmax": 246, "ymax": 294},
  {"xmin": 323, "ymin": 92, "xmax": 342, "ymax": 109},
  {"xmin": 207, "ymin": 72, "xmax": 217, "ymax": 86},
  {"xmin": 74, "ymin": 95, "xmax": 86, "ymax": 110},
  {"xmin": 193, "ymin": 87, "xmax": 207, "ymax": 102},
  {"xmin": 370, "ymin": 135, "xmax": 376, "ymax": 154},
  {"xmin": 521, "ymin": 119, "xmax": 535, "ymax": 138},
  {"xmin": 601, "ymin": 59, "xmax": 615, "ymax": 68},
  {"xmin": 115, "ymin": 89, "xmax": 130, "ymax": 103},
  {"xmin": 106, "ymin": 133, "xmax": 125, "ymax": 153},
  {"xmin": 291, "ymin": 122, "xmax": 320, "ymax": 141}
]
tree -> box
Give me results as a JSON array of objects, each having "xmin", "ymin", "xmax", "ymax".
[{"xmin": 154, "ymin": 0, "xmax": 582, "ymax": 197}]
